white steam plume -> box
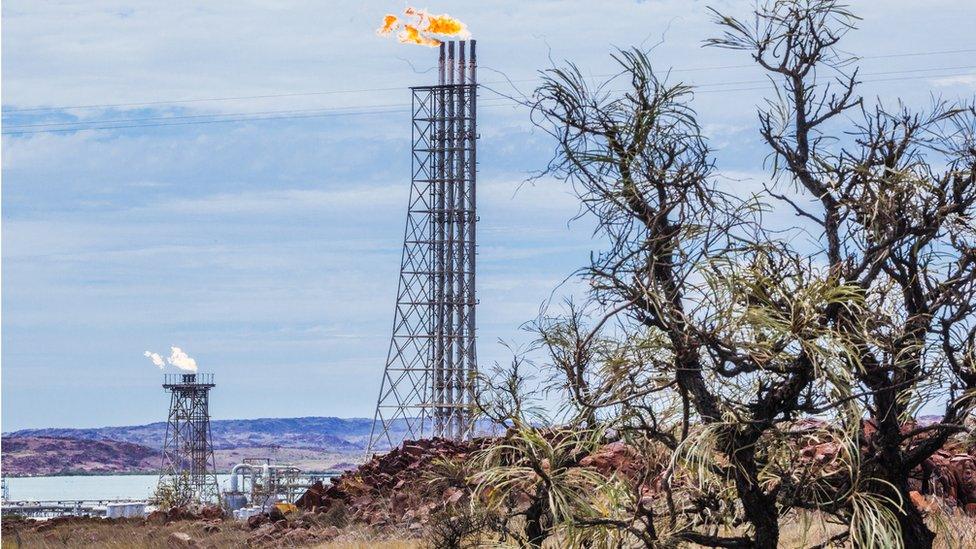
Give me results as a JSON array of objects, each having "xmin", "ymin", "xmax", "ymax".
[
  {"xmin": 144, "ymin": 351, "xmax": 166, "ymax": 369},
  {"xmin": 167, "ymin": 346, "xmax": 198, "ymax": 372}
]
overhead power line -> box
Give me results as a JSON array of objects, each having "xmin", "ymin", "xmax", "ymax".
[
  {"xmin": 6, "ymin": 62, "xmax": 974, "ymax": 133},
  {"xmin": 4, "ymin": 70, "xmax": 974, "ymax": 136},
  {"xmin": 11, "ymin": 63, "xmax": 974, "ymax": 132},
  {"xmin": 3, "ymin": 102, "xmax": 412, "ymax": 130},
  {"xmin": 1, "ymin": 85, "xmax": 408, "ymax": 115},
  {"xmin": 0, "ymin": 96, "xmax": 514, "ymax": 136},
  {"xmin": 3, "ymin": 47, "xmax": 975, "ymax": 115},
  {"xmin": 1, "ymin": 106, "xmax": 409, "ymax": 136}
]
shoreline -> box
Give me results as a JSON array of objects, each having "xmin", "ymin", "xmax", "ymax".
[{"xmin": 2, "ymin": 471, "xmax": 160, "ymax": 478}]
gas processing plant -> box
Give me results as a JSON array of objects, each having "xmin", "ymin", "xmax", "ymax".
[
  {"xmin": 157, "ymin": 371, "xmax": 335, "ymax": 515},
  {"xmin": 151, "ymin": 35, "xmax": 481, "ymax": 510}
]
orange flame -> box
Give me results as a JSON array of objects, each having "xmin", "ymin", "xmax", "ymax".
[
  {"xmin": 377, "ymin": 7, "xmax": 471, "ymax": 48},
  {"xmin": 426, "ymin": 15, "xmax": 468, "ymax": 37},
  {"xmin": 376, "ymin": 14, "xmax": 399, "ymax": 36},
  {"xmin": 405, "ymin": 7, "xmax": 471, "ymax": 39},
  {"xmin": 399, "ymin": 24, "xmax": 442, "ymax": 48}
]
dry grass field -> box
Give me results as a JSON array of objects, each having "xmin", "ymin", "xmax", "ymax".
[
  {"xmin": 774, "ymin": 512, "xmax": 976, "ymax": 549},
  {"xmin": 2, "ymin": 511, "xmax": 975, "ymax": 548},
  {"xmin": 0, "ymin": 517, "xmax": 419, "ymax": 549}
]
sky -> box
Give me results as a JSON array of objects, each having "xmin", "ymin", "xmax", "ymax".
[{"xmin": 2, "ymin": 0, "xmax": 975, "ymax": 431}]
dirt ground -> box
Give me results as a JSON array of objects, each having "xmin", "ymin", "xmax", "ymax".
[
  {"xmin": 3, "ymin": 511, "xmax": 975, "ymax": 548},
  {"xmin": 0, "ymin": 516, "xmax": 419, "ymax": 549}
]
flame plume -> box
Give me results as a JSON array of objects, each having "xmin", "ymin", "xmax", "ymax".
[
  {"xmin": 405, "ymin": 7, "xmax": 471, "ymax": 39},
  {"xmin": 399, "ymin": 24, "xmax": 443, "ymax": 48},
  {"xmin": 377, "ymin": 7, "xmax": 471, "ymax": 48},
  {"xmin": 377, "ymin": 14, "xmax": 398, "ymax": 36}
]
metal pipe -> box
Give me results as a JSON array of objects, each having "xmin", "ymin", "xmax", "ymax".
[
  {"xmin": 444, "ymin": 40, "xmax": 458, "ymax": 437},
  {"xmin": 433, "ymin": 43, "xmax": 449, "ymax": 437},
  {"xmin": 230, "ymin": 464, "xmax": 253, "ymax": 493},
  {"xmin": 438, "ymin": 42, "xmax": 445, "ymax": 86},
  {"xmin": 436, "ymin": 38, "xmax": 448, "ymax": 437},
  {"xmin": 454, "ymin": 40, "xmax": 468, "ymax": 439},
  {"xmin": 465, "ymin": 39, "xmax": 478, "ymax": 436}
]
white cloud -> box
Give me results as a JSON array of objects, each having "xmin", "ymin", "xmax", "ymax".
[
  {"xmin": 932, "ymin": 74, "xmax": 976, "ymax": 90},
  {"xmin": 155, "ymin": 186, "xmax": 403, "ymax": 216}
]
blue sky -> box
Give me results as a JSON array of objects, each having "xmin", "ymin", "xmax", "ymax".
[{"xmin": 3, "ymin": 0, "xmax": 975, "ymax": 431}]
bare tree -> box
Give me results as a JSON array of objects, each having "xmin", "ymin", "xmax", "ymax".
[
  {"xmin": 708, "ymin": 1, "xmax": 976, "ymax": 546},
  {"xmin": 524, "ymin": 41, "xmax": 882, "ymax": 546},
  {"xmin": 458, "ymin": 2, "xmax": 974, "ymax": 548}
]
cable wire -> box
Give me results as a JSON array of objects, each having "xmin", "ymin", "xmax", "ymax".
[
  {"xmin": 4, "ymin": 47, "xmax": 975, "ymax": 115},
  {"xmin": 6, "ymin": 63, "xmax": 974, "ymax": 133},
  {"xmin": 4, "ymin": 71, "xmax": 974, "ymax": 136}
]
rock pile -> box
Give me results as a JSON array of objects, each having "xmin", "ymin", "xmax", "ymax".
[
  {"xmin": 296, "ymin": 437, "xmax": 483, "ymax": 530},
  {"xmin": 802, "ymin": 420, "xmax": 976, "ymax": 513},
  {"xmin": 145, "ymin": 504, "xmax": 224, "ymax": 524},
  {"xmin": 911, "ymin": 450, "xmax": 976, "ymax": 513},
  {"xmin": 241, "ymin": 512, "xmax": 343, "ymax": 547},
  {"xmin": 286, "ymin": 428, "xmax": 976, "ymax": 538},
  {"xmin": 579, "ymin": 440, "xmax": 643, "ymax": 480}
]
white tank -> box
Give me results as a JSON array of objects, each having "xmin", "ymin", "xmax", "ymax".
[{"xmin": 105, "ymin": 503, "xmax": 146, "ymax": 518}]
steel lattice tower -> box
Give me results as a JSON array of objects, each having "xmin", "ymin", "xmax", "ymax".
[
  {"xmin": 158, "ymin": 373, "xmax": 219, "ymax": 505},
  {"xmin": 368, "ymin": 40, "xmax": 478, "ymax": 454}
]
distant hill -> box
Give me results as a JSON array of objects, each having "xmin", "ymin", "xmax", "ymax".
[
  {"xmin": 4, "ymin": 416, "xmax": 497, "ymax": 452},
  {"xmin": 2, "ymin": 416, "xmax": 501, "ymax": 475},
  {"xmin": 4, "ymin": 416, "xmax": 383, "ymax": 452},
  {"xmin": 1, "ymin": 436, "xmax": 158, "ymax": 476}
]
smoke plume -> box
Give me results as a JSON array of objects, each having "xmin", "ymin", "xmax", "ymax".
[
  {"xmin": 167, "ymin": 346, "xmax": 198, "ymax": 372},
  {"xmin": 144, "ymin": 351, "xmax": 166, "ymax": 369}
]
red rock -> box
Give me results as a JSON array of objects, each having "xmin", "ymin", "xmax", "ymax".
[
  {"xmin": 145, "ymin": 510, "xmax": 167, "ymax": 525},
  {"xmin": 245, "ymin": 514, "xmax": 269, "ymax": 530},
  {"xmin": 910, "ymin": 491, "xmax": 938, "ymax": 514},
  {"xmin": 166, "ymin": 531, "xmax": 199, "ymax": 548},
  {"xmin": 444, "ymin": 487, "xmax": 464, "ymax": 504},
  {"xmin": 950, "ymin": 454, "xmax": 976, "ymax": 504},
  {"xmin": 403, "ymin": 444, "xmax": 424, "ymax": 457},
  {"xmin": 580, "ymin": 441, "xmax": 641, "ymax": 480},
  {"xmin": 163, "ymin": 506, "xmax": 200, "ymax": 522},
  {"xmin": 283, "ymin": 528, "xmax": 313, "ymax": 543},
  {"xmin": 198, "ymin": 505, "xmax": 223, "ymax": 520}
]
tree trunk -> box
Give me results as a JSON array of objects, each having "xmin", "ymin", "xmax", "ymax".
[
  {"xmin": 879, "ymin": 467, "xmax": 935, "ymax": 549},
  {"xmin": 865, "ymin": 373, "xmax": 935, "ymax": 549},
  {"xmin": 523, "ymin": 488, "xmax": 548, "ymax": 547},
  {"xmin": 733, "ymin": 466, "xmax": 779, "ymax": 549},
  {"xmin": 897, "ymin": 499, "xmax": 935, "ymax": 549},
  {"xmin": 727, "ymin": 436, "xmax": 779, "ymax": 549}
]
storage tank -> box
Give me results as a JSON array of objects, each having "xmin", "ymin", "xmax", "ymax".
[
  {"xmin": 223, "ymin": 493, "xmax": 248, "ymax": 511},
  {"xmin": 105, "ymin": 503, "xmax": 146, "ymax": 518}
]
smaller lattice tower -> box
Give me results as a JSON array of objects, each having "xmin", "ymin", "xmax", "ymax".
[{"xmin": 158, "ymin": 373, "xmax": 219, "ymax": 505}]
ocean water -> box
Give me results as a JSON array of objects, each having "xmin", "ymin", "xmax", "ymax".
[{"xmin": 4, "ymin": 475, "xmax": 234, "ymax": 502}]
